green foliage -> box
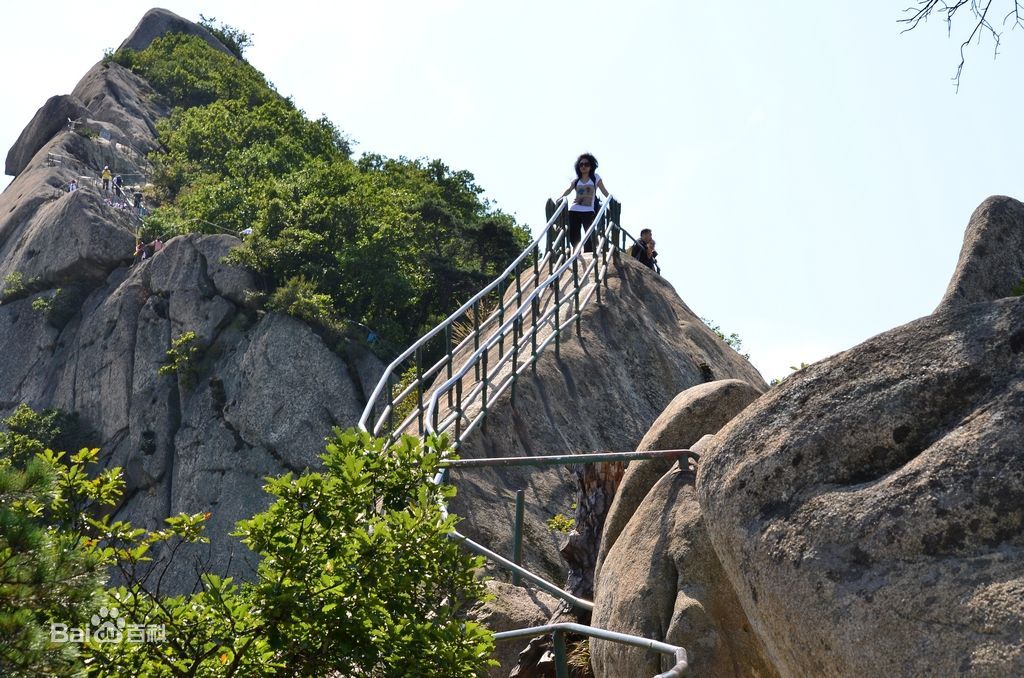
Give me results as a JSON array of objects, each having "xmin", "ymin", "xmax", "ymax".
[
  {"xmin": 110, "ymin": 34, "xmax": 274, "ymax": 109},
  {"xmin": 116, "ymin": 29, "xmax": 528, "ymax": 355},
  {"xmin": 1, "ymin": 272, "xmax": 27, "ymax": 301},
  {"xmin": 198, "ymin": 15, "xmax": 254, "ymax": 59},
  {"xmin": 0, "ymin": 448, "xmax": 108, "ymax": 675},
  {"xmin": 0, "ymin": 405, "xmax": 91, "ymax": 467},
  {"xmin": 2, "ymin": 405, "xmax": 494, "ymax": 676},
  {"xmin": 387, "ymin": 365, "xmax": 421, "ymax": 434},
  {"xmin": 547, "ymin": 513, "xmax": 575, "ymax": 533},
  {"xmin": 267, "ymin": 275, "xmax": 338, "ymax": 326},
  {"xmin": 76, "ymin": 126, "xmax": 99, "ymax": 140},
  {"xmin": 158, "ymin": 331, "xmax": 204, "ymax": 388},
  {"xmin": 1011, "ymin": 277, "xmax": 1024, "ymax": 297},
  {"xmin": 234, "ymin": 430, "xmax": 495, "ymax": 675},
  {"xmin": 701, "ymin": 317, "xmax": 751, "ymax": 361},
  {"xmin": 768, "ymin": 362, "xmax": 810, "ymax": 387},
  {"xmin": 29, "ymin": 287, "xmax": 85, "ymax": 329}
]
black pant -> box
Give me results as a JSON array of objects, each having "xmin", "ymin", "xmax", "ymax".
[{"xmin": 568, "ymin": 210, "xmax": 596, "ymax": 253}]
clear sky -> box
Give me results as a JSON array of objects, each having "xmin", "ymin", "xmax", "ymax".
[{"xmin": 2, "ymin": 2, "xmax": 1021, "ymax": 382}]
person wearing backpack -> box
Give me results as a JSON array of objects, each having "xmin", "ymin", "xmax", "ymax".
[{"xmin": 555, "ymin": 152, "xmax": 609, "ymax": 253}]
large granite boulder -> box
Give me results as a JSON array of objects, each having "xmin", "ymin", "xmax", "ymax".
[
  {"xmin": 596, "ymin": 378, "xmax": 763, "ymax": 581},
  {"xmin": 697, "ymin": 295, "xmax": 1024, "ymax": 676},
  {"xmin": 5, "ymin": 95, "xmax": 91, "ymax": 177},
  {"xmin": 936, "ymin": 195, "xmax": 1024, "ymax": 313},
  {"xmin": 118, "ymin": 7, "xmax": 233, "ymax": 57},
  {"xmin": 592, "ymin": 438, "xmax": 777, "ymax": 678}
]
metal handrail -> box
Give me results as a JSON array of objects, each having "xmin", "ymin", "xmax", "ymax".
[
  {"xmin": 357, "ymin": 198, "xmax": 573, "ymax": 437},
  {"xmin": 349, "ymin": 197, "xmax": 689, "ymax": 672},
  {"xmin": 423, "ymin": 200, "xmax": 617, "ymax": 442},
  {"xmin": 493, "ymin": 622, "xmax": 688, "ymax": 678}
]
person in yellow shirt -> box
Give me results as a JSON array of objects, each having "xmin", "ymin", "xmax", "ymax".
[{"xmin": 101, "ymin": 165, "xmax": 112, "ymax": 192}]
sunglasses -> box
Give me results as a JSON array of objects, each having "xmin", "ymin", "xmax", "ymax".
[{"xmin": 579, "ymin": 162, "xmax": 591, "ymax": 167}]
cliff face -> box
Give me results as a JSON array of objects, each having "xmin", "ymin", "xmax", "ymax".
[
  {"xmin": 447, "ymin": 256, "xmax": 767, "ymax": 583},
  {"xmin": 0, "ymin": 9, "xmax": 384, "ymax": 591}
]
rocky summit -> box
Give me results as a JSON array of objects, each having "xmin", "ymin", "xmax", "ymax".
[{"xmin": 4, "ymin": 6, "xmax": 1023, "ymax": 677}]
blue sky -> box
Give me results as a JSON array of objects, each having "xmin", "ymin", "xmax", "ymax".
[{"xmin": 3, "ymin": 1, "xmax": 1021, "ymax": 381}]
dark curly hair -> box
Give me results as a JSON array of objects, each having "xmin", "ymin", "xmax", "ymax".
[{"xmin": 574, "ymin": 153, "xmax": 598, "ymax": 181}]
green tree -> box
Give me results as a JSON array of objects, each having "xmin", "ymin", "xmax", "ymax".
[{"xmin": 2, "ymin": 406, "xmax": 494, "ymax": 676}]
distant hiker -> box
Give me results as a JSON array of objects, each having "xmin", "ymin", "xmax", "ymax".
[
  {"xmin": 101, "ymin": 166, "xmax": 112, "ymax": 192},
  {"xmin": 630, "ymin": 228, "xmax": 658, "ymax": 270},
  {"xmin": 68, "ymin": 179, "xmax": 78, "ymax": 192},
  {"xmin": 132, "ymin": 240, "xmax": 145, "ymax": 266},
  {"xmin": 132, "ymin": 190, "xmax": 143, "ymax": 215},
  {"xmin": 555, "ymin": 152, "xmax": 609, "ymax": 253},
  {"xmin": 113, "ymin": 174, "xmax": 124, "ymax": 197},
  {"xmin": 149, "ymin": 237, "xmax": 164, "ymax": 254}
]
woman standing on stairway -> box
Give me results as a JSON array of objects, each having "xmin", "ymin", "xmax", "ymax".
[{"xmin": 556, "ymin": 152, "xmax": 609, "ymax": 253}]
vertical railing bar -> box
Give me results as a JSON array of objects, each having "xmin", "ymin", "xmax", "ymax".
[
  {"xmin": 455, "ymin": 379, "xmax": 463, "ymax": 441},
  {"xmin": 445, "ymin": 323, "xmax": 454, "ymax": 408},
  {"xmin": 554, "ymin": 276, "xmax": 561, "ymax": 361},
  {"xmin": 572, "ymin": 253, "xmax": 581, "ymax": 337},
  {"xmin": 511, "ymin": 489, "xmax": 525, "ymax": 586},
  {"xmin": 553, "ymin": 630, "xmax": 569, "ymax": 678},
  {"xmin": 473, "ymin": 299, "xmax": 481, "ymax": 381},
  {"xmin": 481, "ymin": 350, "xmax": 489, "ymax": 434},
  {"xmin": 511, "ymin": 317, "xmax": 521, "ymax": 405},
  {"xmin": 415, "ymin": 345, "xmax": 424, "ymax": 434}
]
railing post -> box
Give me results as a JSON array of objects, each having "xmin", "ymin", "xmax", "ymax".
[
  {"xmin": 445, "ymin": 323, "xmax": 454, "ymax": 408},
  {"xmin": 386, "ymin": 373, "xmax": 396, "ymax": 434},
  {"xmin": 554, "ymin": 276, "xmax": 561, "ymax": 361},
  {"xmin": 481, "ymin": 350, "xmax": 489, "ymax": 433},
  {"xmin": 572, "ymin": 255, "xmax": 581, "ymax": 337},
  {"xmin": 511, "ymin": 489, "xmax": 525, "ymax": 585},
  {"xmin": 473, "ymin": 299, "xmax": 481, "ymax": 381},
  {"xmin": 553, "ymin": 630, "xmax": 569, "ymax": 678},
  {"xmin": 531, "ymin": 297, "xmax": 539, "ymax": 372},
  {"xmin": 455, "ymin": 379, "xmax": 463, "ymax": 442},
  {"xmin": 497, "ymin": 283, "xmax": 506, "ymax": 361},
  {"xmin": 415, "ymin": 346, "xmax": 424, "ymax": 433},
  {"xmin": 511, "ymin": 317, "xmax": 521, "ymax": 405}
]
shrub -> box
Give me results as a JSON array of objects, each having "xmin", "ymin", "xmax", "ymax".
[
  {"xmin": 158, "ymin": 331, "xmax": 204, "ymax": 388},
  {"xmin": 1, "ymin": 272, "xmax": 27, "ymax": 301}
]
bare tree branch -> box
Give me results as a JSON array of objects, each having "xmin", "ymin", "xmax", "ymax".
[{"xmin": 898, "ymin": 1, "xmax": 1023, "ymax": 90}]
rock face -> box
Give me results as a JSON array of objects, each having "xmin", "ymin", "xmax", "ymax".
[
  {"xmin": 0, "ymin": 11, "xmax": 384, "ymax": 592},
  {"xmin": 591, "ymin": 443, "xmax": 777, "ymax": 678},
  {"xmin": 5, "ymin": 95, "xmax": 91, "ymax": 177},
  {"xmin": 447, "ymin": 256, "xmax": 768, "ymax": 584},
  {"xmin": 936, "ymin": 195, "xmax": 1024, "ymax": 313},
  {"xmin": 469, "ymin": 580, "xmax": 559, "ymax": 678},
  {"xmin": 596, "ymin": 378, "xmax": 763, "ymax": 581},
  {"xmin": 697, "ymin": 295, "xmax": 1024, "ymax": 676},
  {"xmin": 119, "ymin": 7, "xmax": 234, "ymax": 57}
]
